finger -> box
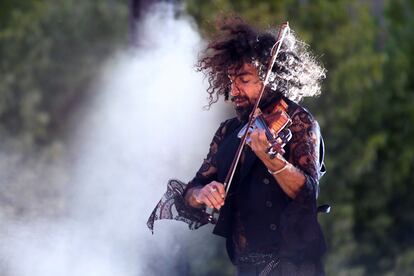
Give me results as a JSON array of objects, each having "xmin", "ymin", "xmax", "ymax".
[
  {"xmin": 249, "ymin": 130, "xmax": 260, "ymax": 151},
  {"xmin": 258, "ymin": 130, "xmax": 268, "ymax": 146},
  {"xmin": 214, "ymin": 183, "xmax": 226, "ymax": 199},
  {"xmin": 255, "ymin": 130, "xmax": 268, "ymax": 150},
  {"xmin": 210, "ymin": 188, "xmax": 225, "ymax": 206},
  {"xmin": 200, "ymin": 194, "xmax": 214, "ymax": 209},
  {"xmin": 245, "ymin": 129, "xmax": 253, "ymax": 147},
  {"xmin": 206, "ymin": 193, "xmax": 221, "ymax": 210},
  {"xmin": 250, "ymin": 129, "xmax": 260, "ymax": 142},
  {"xmin": 211, "ymin": 182, "xmax": 225, "ymax": 195},
  {"xmin": 208, "ymin": 184, "xmax": 222, "ymax": 199},
  {"xmin": 272, "ymin": 143, "xmax": 284, "ymax": 155}
]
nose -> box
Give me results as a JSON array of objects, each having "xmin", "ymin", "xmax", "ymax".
[{"xmin": 230, "ymin": 82, "xmax": 241, "ymax": 97}]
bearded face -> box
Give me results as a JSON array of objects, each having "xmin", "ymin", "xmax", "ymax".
[{"xmin": 229, "ymin": 63, "xmax": 281, "ymax": 121}]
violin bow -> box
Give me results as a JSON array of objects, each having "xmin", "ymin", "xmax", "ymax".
[{"xmin": 207, "ymin": 22, "xmax": 291, "ymax": 223}]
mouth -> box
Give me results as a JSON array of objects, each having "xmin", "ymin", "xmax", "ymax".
[{"xmin": 232, "ymin": 97, "xmax": 249, "ymax": 106}]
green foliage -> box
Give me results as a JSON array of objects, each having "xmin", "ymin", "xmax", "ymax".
[
  {"xmin": 0, "ymin": 0, "xmax": 128, "ymax": 145},
  {"xmin": 184, "ymin": 0, "xmax": 414, "ymax": 274},
  {"xmin": 0, "ymin": 0, "xmax": 129, "ymax": 246}
]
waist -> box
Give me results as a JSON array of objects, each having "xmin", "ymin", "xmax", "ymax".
[{"xmin": 236, "ymin": 251, "xmax": 279, "ymax": 265}]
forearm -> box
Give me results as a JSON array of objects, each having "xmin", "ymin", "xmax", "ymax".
[
  {"xmin": 264, "ymin": 158, "xmax": 306, "ymax": 198},
  {"xmin": 250, "ymin": 132, "xmax": 307, "ymax": 198},
  {"xmin": 249, "ymin": 114, "xmax": 322, "ymax": 199}
]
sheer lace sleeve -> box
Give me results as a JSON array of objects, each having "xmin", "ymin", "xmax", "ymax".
[
  {"xmin": 183, "ymin": 119, "xmax": 230, "ymax": 195},
  {"xmin": 147, "ymin": 119, "xmax": 233, "ymax": 232},
  {"xmin": 287, "ymin": 106, "xmax": 325, "ymax": 201},
  {"xmin": 278, "ymin": 106, "xmax": 327, "ymax": 260}
]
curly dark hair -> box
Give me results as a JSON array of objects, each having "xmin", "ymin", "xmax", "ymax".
[{"xmin": 196, "ymin": 17, "xmax": 325, "ymax": 106}]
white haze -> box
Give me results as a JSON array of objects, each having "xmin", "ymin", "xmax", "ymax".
[{"xmin": 0, "ymin": 4, "xmax": 233, "ymax": 276}]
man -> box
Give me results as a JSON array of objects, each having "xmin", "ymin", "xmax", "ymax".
[{"xmin": 148, "ymin": 17, "xmax": 327, "ymax": 275}]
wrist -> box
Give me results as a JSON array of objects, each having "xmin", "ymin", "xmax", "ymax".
[
  {"xmin": 189, "ymin": 187, "xmax": 204, "ymax": 208},
  {"xmin": 267, "ymin": 159, "xmax": 289, "ymax": 175},
  {"xmin": 193, "ymin": 189, "xmax": 203, "ymax": 204}
]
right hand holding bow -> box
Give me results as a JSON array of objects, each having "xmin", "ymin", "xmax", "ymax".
[{"xmin": 193, "ymin": 181, "xmax": 226, "ymax": 210}]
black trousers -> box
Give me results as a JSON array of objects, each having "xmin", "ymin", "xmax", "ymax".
[{"xmin": 236, "ymin": 258, "xmax": 324, "ymax": 276}]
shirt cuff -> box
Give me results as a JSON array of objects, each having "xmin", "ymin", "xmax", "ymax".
[{"xmin": 292, "ymin": 174, "xmax": 318, "ymax": 208}]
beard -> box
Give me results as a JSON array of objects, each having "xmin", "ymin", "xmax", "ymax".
[
  {"xmin": 232, "ymin": 89, "xmax": 282, "ymax": 122},
  {"xmin": 233, "ymin": 96, "xmax": 253, "ymax": 122}
]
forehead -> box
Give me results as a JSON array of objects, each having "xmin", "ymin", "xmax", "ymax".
[{"xmin": 228, "ymin": 63, "xmax": 258, "ymax": 77}]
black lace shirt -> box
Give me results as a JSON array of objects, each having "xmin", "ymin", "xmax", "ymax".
[{"xmin": 147, "ymin": 98, "xmax": 326, "ymax": 264}]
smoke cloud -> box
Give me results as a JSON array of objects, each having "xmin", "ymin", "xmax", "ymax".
[{"xmin": 0, "ymin": 3, "xmax": 232, "ymax": 276}]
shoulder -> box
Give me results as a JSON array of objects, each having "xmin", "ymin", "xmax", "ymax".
[
  {"xmin": 216, "ymin": 117, "xmax": 240, "ymax": 136},
  {"xmin": 286, "ymin": 99, "xmax": 320, "ymax": 132}
]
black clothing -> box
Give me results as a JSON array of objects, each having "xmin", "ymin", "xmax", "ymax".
[
  {"xmin": 236, "ymin": 258, "xmax": 324, "ymax": 276},
  {"xmin": 147, "ymin": 98, "xmax": 326, "ymax": 275}
]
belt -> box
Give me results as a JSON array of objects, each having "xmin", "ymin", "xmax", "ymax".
[{"xmin": 236, "ymin": 252, "xmax": 279, "ymax": 266}]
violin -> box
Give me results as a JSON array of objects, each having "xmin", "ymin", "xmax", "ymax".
[{"xmin": 238, "ymin": 98, "xmax": 292, "ymax": 157}]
